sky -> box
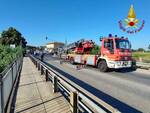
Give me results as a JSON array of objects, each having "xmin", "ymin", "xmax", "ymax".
[{"xmin": 0, "ymin": 0, "xmax": 150, "ymax": 49}]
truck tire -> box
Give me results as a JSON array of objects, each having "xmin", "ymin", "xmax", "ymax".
[
  {"xmin": 131, "ymin": 61, "xmax": 137, "ymax": 71},
  {"xmin": 98, "ymin": 60, "xmax": 108, "ymax": 72}
]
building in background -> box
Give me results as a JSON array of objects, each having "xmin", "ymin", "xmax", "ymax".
[{"xmin": 45, "ymin": 42, "xmax": 64, "ymax": 53}]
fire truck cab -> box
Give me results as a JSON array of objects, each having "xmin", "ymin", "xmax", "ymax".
[{"xmin": 98, "ymin": 35, "xmax": 136, "ymax": 72}]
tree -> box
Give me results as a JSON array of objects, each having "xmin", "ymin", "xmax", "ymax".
[
  {"xmin": 137, "ymin": 48, "xmax": 145, "ymax": 52},
  {"xmin": 21, "ymin": 37, "xmax": 27, "ymax": 48},
  {"xmin": 132, "ymin": 49, "xmax": 137, "ymax": 52},
  {"xmin": 0, "ymin": 27, "xmax": 27, "ymax": 47},
  {"xmin": 148, "ymin": 44, "xmax": 150, "ymax": 50}
]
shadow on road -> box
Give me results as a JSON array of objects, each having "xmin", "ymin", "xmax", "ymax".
[{"xmin": 114, "ymin": 68, "xmax": 136, "ymax": 73}]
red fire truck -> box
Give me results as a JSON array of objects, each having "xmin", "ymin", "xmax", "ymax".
[{"xmin": 66, "ymin": 34, "xmax": 136, "ymax": 72}]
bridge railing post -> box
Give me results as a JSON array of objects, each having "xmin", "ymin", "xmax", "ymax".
[
  {"xmin": 41, "ymin": 65, "xmax": 44, "ymax": 75},
  {"xmin": 36, "ymin": 61, "xmax": 38, "ymax": 68},
  {"xmin": 53, "ymin": 76, "xmax": 58, "ymax": 93},
  {"xmin": 70, "ymin": 91, "xmax": 78, "ymax": 113},
  {"xmin": 38, "ymin": 63, "xmax": 40, "ymax": 71},
  {"xmin": 45, "ymin": 69, "xmax": 49, "ymax": 81}
]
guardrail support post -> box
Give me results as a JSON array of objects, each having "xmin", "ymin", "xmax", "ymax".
[
  {"xmin": 53, "ymin": 76, "xmax": 58, "ymax": 93},
  {"xmin": 38, "ymin": 63, "xmax": 40, "ymax": 71},
  {"xmin": 33, "ymin": 59, "xmax": 35, "ymax": 65},
  {"xmin": 45, "ymin": 69, "xmax": 49, "ymax": 81},
  {"xmin": 70, "ymin": 91, "xmax": 78, "ymax": 113},
  {"xmin": 36, "ymin": 61, "xmax": 38, "ymax": 68},
  {"xmin": 41, "ymin": 65, "xmax": 44, "ymax": 75}
]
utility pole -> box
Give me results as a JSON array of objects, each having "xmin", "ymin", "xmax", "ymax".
[
  {"xmin": 46, "ymin": 36, "xmax": 48, "ymax": 40},
  {"xmin": 64, "ymin": 38, "xmax": 68, "ymax": 59},
  {"xmin": 65, "ymin": 38, "xmax": 67, "ymax": 53}
]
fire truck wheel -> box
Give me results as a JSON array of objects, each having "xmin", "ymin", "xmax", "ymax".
[
  {"xmin": 98, "ymin": 60, "xmax": 108, "ymax": 72},
  {"xmin": 130, "ymin": 61, "xmax": 137, "ymax": 71}
]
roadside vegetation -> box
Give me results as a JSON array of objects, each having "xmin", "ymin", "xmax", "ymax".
[
  {"xmin": 0, "ymin": 45, "xmax": 23, "ymax": 73},
  {"xmin": 132, "ymin": 51, "xmax": 150, "ymax": 63},
  {"xmin": 0, "ymin": 27, "xmax": 27, "ymax": 73}
]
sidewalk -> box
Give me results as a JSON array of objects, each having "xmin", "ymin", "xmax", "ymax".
[{"xmin": 13, "ymin": 57, "xmax": 71, "ymax": 113}]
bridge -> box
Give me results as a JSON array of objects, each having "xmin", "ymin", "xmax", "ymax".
[
  {"xmin": 1, "ymin": 54, "xmax": 150, "ymax": 113},
  {"xmin": 0, "ymin": 55, "xmax": 121, "ymax": 113},
  {"xmin": 0, "ymin": 57, "xmax": 71, "ymax": 113}
]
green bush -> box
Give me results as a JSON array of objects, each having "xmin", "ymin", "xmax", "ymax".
[{"xmin": 0, "ymin": 45, "xmax": 22, "ymax": 73}]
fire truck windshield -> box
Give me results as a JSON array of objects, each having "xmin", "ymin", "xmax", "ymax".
[{"xmin": 115, "ymin": 39, "xmax": 131, "ymax": 49}]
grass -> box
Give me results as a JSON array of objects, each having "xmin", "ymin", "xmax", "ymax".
[{"xmin": 132, "ymin": 52, "xmax": 150, "ymax": 63}]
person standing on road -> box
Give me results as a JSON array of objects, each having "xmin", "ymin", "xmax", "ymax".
[{"xmin": 41, "ymin": 52, "xmax": 45, "ymax": 61}]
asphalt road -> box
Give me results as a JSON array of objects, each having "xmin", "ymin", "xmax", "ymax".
[{"xmin": 43, "ymin": 55, "xmax": 150, "ymax": 113}]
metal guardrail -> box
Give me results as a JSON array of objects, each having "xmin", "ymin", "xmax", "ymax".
[
  {"xmin": 30, "ymin": 55, "xmax": 121, "ymax": 113},
  {"xmin": 0, "ymin": 57, "xmax": 23, "ymax": 113}
]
